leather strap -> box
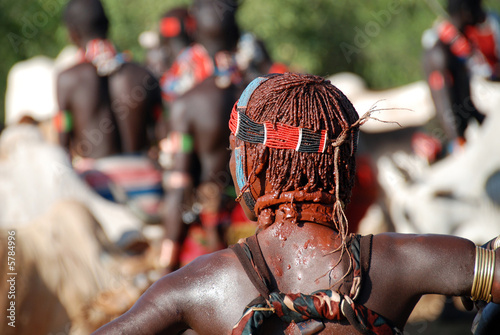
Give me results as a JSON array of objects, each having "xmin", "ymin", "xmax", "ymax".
[{"xmin": 230, "ymin": 235, "xmax": 273, "ymax": 298}]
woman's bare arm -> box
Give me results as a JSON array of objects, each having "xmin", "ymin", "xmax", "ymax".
[
  {"xmin": 92, "ymin": 267, "xmax": 191, "ymax": 334},
  {"xmin": 364, "ymin": 233, "xmax": 477, "ymax": 327},
  {"xmin": 92, "ymin": 249, "xmax": 258, "ymax": 335}
]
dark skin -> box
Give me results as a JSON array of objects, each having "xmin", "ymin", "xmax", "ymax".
[
  {"xmin": 160, "ymin": 0, "xmax": 241, "ymax": 270},
  {"xmin": 93, "ymin": 133, "xmax": 500, "ymax": 334},
  {"xmin": 161, "ymin": 77, "xmax": 235, "ymax": 270},
  {"xmin": 423, "ymin": 2, "xmax": 487, "ymax": 144},
  {"xmin": 57, "ymin": 29, "xmax": 162, "ymax": 158},
  {"xmin": 190, "ymin": 0, "xmax": 239, "ymax": 59}
]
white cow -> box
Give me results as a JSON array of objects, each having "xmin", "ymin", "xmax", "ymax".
[
  {"xmin": 375, "ymin": 76, "xmax": 500, "ymax": 244},
  {"xmin": 329, "ymin": 72, "xmax": 435, "ymax": 133},
  {"xmin": 0, "ymin": 123, "xmax": 145, "ymax": 244},
  {"xmin": 329, "ymin": 72, "xmax": 500, "ymax": 244}
]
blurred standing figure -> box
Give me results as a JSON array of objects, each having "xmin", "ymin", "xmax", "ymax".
[
  {"xmin": 159, "ymin": 0, "xmax": 243, "ymax": 271},
  {"xmin": 56, "ymin": 0, "xmax": 164, "ymax": 224},
  {"xmin": 159, "ymin": 0, "xmax": 290, "ymax": 271},
  {"xmin": 158, "ymin": 7, "xmax": 213, "ymax": 103},
  {"xmin": 422, "ymin": 0, "xmax": 500, "ymax": 152}
]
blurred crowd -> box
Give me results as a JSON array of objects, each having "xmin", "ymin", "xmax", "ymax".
[{"xmin": 1, "ymin": 0, "xmax": 500, "ymax": 334}]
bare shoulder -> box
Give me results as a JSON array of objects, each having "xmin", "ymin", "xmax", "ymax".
[
  {"xmin": 173, "ymin": 247, "xmax": 259, "ymax": 303},
  {"xmin": 179, "ymin": 77, "xmax": 234, "ymax": 118},
  {"xmin": 108, "ymin": 62, "xmax": 159, "ymax": 96},
  {"xmin": 174, "ymin": 248, "xmax": 261, "ymax": 333},
  {"xmin": 169, "ymin": 77, "xmax": 234, "ymax": 135},
  {"xmin": 57, "ymin": 63, "xmax": 95, "ymax": 88},
  {"xmin": 94, "ymin": 248, "xmax": 258, "ymax": 334},
  {"xmin": 57, "ymin": 63, "xmax": 99, "ymax": 109},
  {"xmin": 112, "ymin": 62, "xmax": 156, "ymax": 82}
]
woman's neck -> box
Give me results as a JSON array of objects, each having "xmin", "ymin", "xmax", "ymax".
[
  {"xmin": 256, "ymin": 219, "xmax": 346, "ymax": 292},
  {"xmin": 255, "ymin": 190, "xmax": 338, "ymax": 229},
  {"xmin": 259, "ymin": 203, "xmax": 335, "ymax": 228},
  {"xmin": 260, "ymin": 218, "xmax": 340, "ymax": 244}
]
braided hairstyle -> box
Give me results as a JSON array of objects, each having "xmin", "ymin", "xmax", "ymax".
[{"xmin": 243, "ymin": 73, "xmax": 359, "ymax": 207}]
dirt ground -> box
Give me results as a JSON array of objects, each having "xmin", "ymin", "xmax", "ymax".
[
  {"xmin": 403, "ymin": 295, "xmax": 476, "ymax": 335},
  {"xmin": 405, "ymin": 319, "xmax": 473, "ymax": 335}
]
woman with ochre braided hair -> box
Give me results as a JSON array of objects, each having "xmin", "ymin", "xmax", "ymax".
[{"xmin": 93, "ymin": 73, "xmax": 500, "ymax": 335}]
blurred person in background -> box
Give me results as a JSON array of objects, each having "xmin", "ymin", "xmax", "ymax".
[
  {"xmin": 158, "ymin": 0, "xmax": 242, "ymax": 272},
  {"xmin": 157, "ymin": 7, "xmax": 212, "ymax": 104},
  {"xmin": 56, "ymin": 0, "xmax": 165, "ymax": 238},
  {"xmin": 422, "ymin": 0, "xmax": 500, "ymax": 154},
  {"xmin": 158, "ymin": 0, "xmax": 290, "ymax": 272}
]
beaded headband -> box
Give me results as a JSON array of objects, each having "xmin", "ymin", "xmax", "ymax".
[
  {"xmin": 229, "ymin": 76, "xmax": 330, "ymax": 153},
  {"xmin": 229, "ymin": 75, "xmax": 361, "ymax": 156},
  {"xmin": 229, "ymin": 75, "xmax": 362, "ymax": 215}
]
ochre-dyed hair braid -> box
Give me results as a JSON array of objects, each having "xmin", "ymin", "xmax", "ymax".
[{"xmin": 245, "ymin": 73, "xmax": 359, "ymax": 204}]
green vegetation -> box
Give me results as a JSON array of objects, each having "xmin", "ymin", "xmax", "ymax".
[{"xmin": 1, "ymin": 0, "xmax": 500, "ymax": 124}]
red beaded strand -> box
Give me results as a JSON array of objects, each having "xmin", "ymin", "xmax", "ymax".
[{"xmin": 229, "ymin": 103, "xmax": 329, "ymax": 153}]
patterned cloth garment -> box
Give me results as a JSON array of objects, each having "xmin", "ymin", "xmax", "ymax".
[
  {"xmin": 230, "ymin": 234, "xmax": 403, "ymax": 335},
  {"xmin": 73, "ymin": 155, "xmax": 164, "ymax": 218}
]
